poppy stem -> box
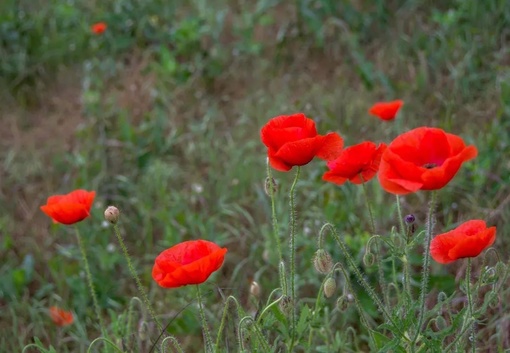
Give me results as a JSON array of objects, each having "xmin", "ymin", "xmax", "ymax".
[
  {"xmin": 74, "ymin": 228, "xmax": 108, "ymax": 342},
  {"xmin": 320, "ymin": 223, "xmax": 405, "ymax": 339},
  {"xmin": 396, "ymin": 195, "xmax": 412, "ymax": 297},
  {"xmin": 112, "ymin": 224, "xmax": 163, "ymax": 332},
  {"xmin": 266, "ymin": 159, "xmax": 284, "ymax": 270},
  {"xmin": 288, "ymin": 166, "xmax": 301, "ymax": 349},
  {"xmin": 161, "ymin": 336, "xmax": 185, "ymax": 353},
  {"xmin": 196, "ymin": 285, "xmax": 214, "ymax": 353},
  {"xmin": 465, "ymin": 258, "xmax": 476, "ymax": 352},
  {"xmin": 360, "ymin": 176, "xmax": 387, "ymax": 305},
  {"xmin": 412, "ymin": 191, "xmax": 437, "ymax": 346}
]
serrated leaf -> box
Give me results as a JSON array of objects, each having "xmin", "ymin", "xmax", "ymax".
[{"xmin": 296, "ymin": 305, "xmax": 310, "ymax": 337}]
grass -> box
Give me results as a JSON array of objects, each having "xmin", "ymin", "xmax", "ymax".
[{"xmin": 1, "ymin": 0, "xmax": 510, "ymax": 351}]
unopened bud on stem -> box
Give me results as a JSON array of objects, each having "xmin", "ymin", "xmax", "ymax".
[
  {"xmin": 313, "ymin": 249, "xmax": 333, "ymax": 274},
  {"xmin": 104, "ymin": 206, "xmax": 120, "ymax": 224}
]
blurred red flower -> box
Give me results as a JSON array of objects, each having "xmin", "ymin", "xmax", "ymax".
[
  {"xmin": 323, "ymin": 141, "xmax": 387, "ymax": 185},
  {"xmin": 369, "ymin": 100, "xmax": 404, "ymax": 121},
  {"xmin": 430, "ymin": 220, "xmax": 496, "ymax": 264},
  {"xmin": 378, "ymin": 127, "xmax": 477, "ymax": 195},
  {"xmin": 49, "ymin": 306, "xmax": 74, "ymax": 327},
  {"xmin": 91, "ymin": 22, "xmax": 107, "ymax": 35},
  {"xmin": 40, "ymin": 189, "xmax": 95, "ymax": 225},
  {"xmin": 152, "ymin": 240, "xmax": 227, "ymax": 288},
  {"xmin": 260, "ymin": 113, "xmax": 344, "ymax": 172}
]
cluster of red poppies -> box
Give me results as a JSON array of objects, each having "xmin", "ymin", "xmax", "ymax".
[
  {"xmin": 260, "ymin": 102, "xmax": 495, "ymax": 265},
  {"xmin": 41, "ymin": 100, "xmax": 495, "ymax": 326}
]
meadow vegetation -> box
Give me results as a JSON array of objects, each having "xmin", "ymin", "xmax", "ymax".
[{"xmin": 1, "ymin": 0, "xmax": 509, "ymax": 352}]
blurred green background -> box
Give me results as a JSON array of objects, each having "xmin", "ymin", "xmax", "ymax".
[{"xmin": 1, "ymin": 0, "xmax": 509, "ymax": 351}]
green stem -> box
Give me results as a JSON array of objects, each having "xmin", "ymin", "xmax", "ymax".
[
  {"xmin": 196, "ymin": 285, "xmax": 214, "ymax": 353},
  {"xmin": 86, "ymin": 338, "xmax": 125, "ymax": 353},
  {"xmin": 215, "ymin": 296, "xmax": 241, "ymax": 351},
  {"xmin": 113, "ymin": 224, "xmax": 162, "ymax": 331},
  {"xmin": 465, "ymin": 258, "xmax": 476, "ymax": 353},
  {"xmin": 256, "ymin": 293, "xmax": 284, "ymax": 325},
  {"xmin": 161, "ymin": 336, "xmax": 185, "ymax": 353},
  {"xmin": 444, "ymin": 317, "xmax": 476, "ymax": 352},
  {"xmin": 288, "ymin": 166, "xmax": 301, "ymax": 349},
  {"xmin": 239, "ymin": 316, "xmax": 272, "ymax": 352},
  {"xmin": 75, "ymin": 228, "xmax": 107, "ymax": 340},
  {"xmin": 321, "ymin": 223, "xmax": 405, "ymax": 338},
  {"xmin": 412, "ymin": 191, "xmax": 437, "ymax": 346},
  {"xmin": 396, "ymin": 196, "xmax": 412, "ymax": 297},
  {"xmin": 361, "ymin": 177, "xmax": 387, "ymax": 305},
  {"xmin": 266, "ymin": 160, "xmax": 284, "ymax": 266}
]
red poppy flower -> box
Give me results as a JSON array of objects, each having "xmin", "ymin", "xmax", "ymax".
[
  {"xmin": 430, "ymin": 220, "xmax": 496, "ymax": 264},
  {"xmin": 49, "ymin": 306, "xmax": 74, "ymax": 327},
  {"xmin": 369, "ymin": 100, "xmax": 404, "ymax": 121},
  {"xmin": 152, "ymin": 240, "xmax": 227, "ymax": 288},
  {"xmin": 378, "ymin": 127, "xmax": 477, "ymax": 195},
  {"xmin": 260, "ymin": 113, "xmax": 344, "ymax": 172},
  {"xmin": 323, "ymin": 141, "xmax": 387, "ymax": 185},
  {"xmin": 91, "ymin": 22, "xmax": 107, "ymax": 35},
  {"xmin": 40, "ymin": 189, "xmax": 96, "ymax": 225}
]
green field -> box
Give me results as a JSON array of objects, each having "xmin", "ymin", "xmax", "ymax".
[{"xmin": 1, "ymin": 0, "xmax": 509, "ymax": 352}]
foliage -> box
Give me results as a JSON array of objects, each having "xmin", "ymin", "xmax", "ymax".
[{"xmin": 1, "ymin": 0, "xmax": 509, "ymax": 352}]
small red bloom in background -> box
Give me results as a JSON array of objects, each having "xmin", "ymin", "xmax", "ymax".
[
  {"xmin": 323, "ymin": 141, "xmax": 386, "ymax": 185},
  {"xmin": 152, "ymin": 240, "xmax": 227, "ymax": 288},
  {"xmin": 91, "ymin": 22, "xmax": 107, "ymax": 35},
  {"xmin": 430, "ymin": 220, "xmax": 496, "ymax": 264},
  {"xmin": 378, "ymin": 127, "xmax": 477, "ymax": 195},
  {"xmin": 40, "ymin": 189, "xmax": 96, "ymax": 225},
  {"xmin": 260, "ymin": 113, "xmax": 344, "ymax": 172},
  {"xmin": 369, "ymin": 100, "xmax": 404, "ymax": 121},
  {"xmin": 49, "ymin": 306, "xmax": 74, "ymax": 327}
]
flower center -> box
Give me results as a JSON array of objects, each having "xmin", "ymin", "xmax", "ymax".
[{"xmin": 423, "ymin": 163, "xmax": 437, "ymax": 169}]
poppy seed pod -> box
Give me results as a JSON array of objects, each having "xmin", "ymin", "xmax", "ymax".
[
  {"xmin": 323, "ymin": 277, "xmax": 336, "ymax": 298},
  {"xmin": 313, "ymin": 249, "xmax": 333, "ymax": 274},
  {"xmin": 104, "ymin": 206, "xmax": 120, "ymax": 224}
]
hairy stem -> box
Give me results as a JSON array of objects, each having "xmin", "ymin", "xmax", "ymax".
[
  {"xmin": 75, "ymin": 228, "xmax": 107, "ymax": 341},
  {"xmin": 288, "ymin": 166, "xmax": 301, "ymax": 349},
  {"xmin": 113, "ymin": 224, "xmax": 162, "ymax": 331},
  {"xmin": 412, "ymin": 191, "xmax": 437, "ymax": 347}
]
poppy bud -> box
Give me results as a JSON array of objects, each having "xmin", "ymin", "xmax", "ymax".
[
  {"xmin": 481, "ymin": 266, "xmax": 496, "ymax": 285},
  {"xmin": 336, "ymin": 293, "xmax": 353, "ymax": 312},
  {"xmin": 437, "ymin": 291, "xmax": 448, "ymax": 303},
  {"xmin": 104, "ymin": 206, "xmax": 120, "ymax": 224},
  {"xmin": 363, "ymin": 251, "xmax": 375, "ymax": 267},
  {"xmin": 264, "ymin": 177, "xmax": 278, "ymax": 196},
  {"xmin": 489, "ymin": 292, "xmax": 500, "ymax": 309},
  {"xmin": 138, "ymin": 321, "xmax": 149, "ymax": 341},
  {"xmin": 323, "ymin": 277, "xmax": 336, "ymax": 298},
  {"xmin": 313, "ymin": 249, "xmax": 333, "ymax": 274},
  {"xmin": 279, "ymin": 295, "xmax": 292, "ymax": 314},
  {"xmin": 434, "ymin": 316, "xmax": 447, "ymax": 331},
  {"xmin": 250, "ymin": 281, "xmax": 261, "ymax": 298},
  {"xmin": 404, "ymin": 214, "xmax": 416, "ymax": 224}
]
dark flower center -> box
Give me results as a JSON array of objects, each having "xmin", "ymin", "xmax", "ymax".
[{"xmin": 423, "ymin": 163, "xmax": 437, "ymax": 169}]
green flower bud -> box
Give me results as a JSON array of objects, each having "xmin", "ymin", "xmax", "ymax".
[
  {"xmin": 313, "ymin": 249, "xmax": 333, "ymax": 274},
  {"xmin": 323, "ymin": 277, "xmax": 336, "ymax": 298}
]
